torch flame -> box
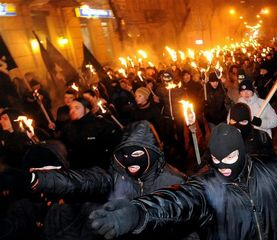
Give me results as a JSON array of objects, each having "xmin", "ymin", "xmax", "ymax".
[
  {"xmin": 138, "ymin": 50, "xmax": 148, "ymax": 59},
  {"xmin": 165, "ymin": 46, "xmax": 177, "ymax": 62},
  {"xmin": 191, "ymin": 61, "xmax": 198, "ymax": 69},
  {"xmin": 14, "ymin": 116, "xmax": 35, "ymax": 135},
  {"xmin": 178, "ymin": 50, "xmax": 185, "ymax": 60},
  {"xmin": 85, "ymin": 64, "xmax": 95, "ymax": 73},
  {"xmin": 137, "ymin": 71, "xmax": 144, "ymax": 82},
  {"xmin": 118, "ymin": 57, "xmax": 128, "ymax": 68},
  {"xmin": 97, "ymin": 100, "xmax": 106, "ymax": 114},
  {"xmin": 179, "ymin": 100, "xmax": 196, "ymax": 126},
  {"xmin": 187, "ymin": 48, "xmax": 195, "ymax": 59},
  {"xmin": 71, "ymin": 82, "xmax": 79, "ymax": 92},
  {"xmin": 165, "ymin": 82, "xmax": 178, "ymax": 90},
  {"xmin": 127, "ymin": 56, "xmax": 135, "ymax": 67},
  {"xmin": 118, "ymin": 68, "xmax": 127, "ymax": 77}
]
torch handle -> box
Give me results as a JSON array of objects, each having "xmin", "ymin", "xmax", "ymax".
[
  {"xmin": 257, "ymin": 77, "xmax": 277, "ymax": 117},
  {"xmin": 189, "ymin": 125, "xmax": 202, "ymax": 165},
  {"xmin": 36, "ymin": 98, "xmax": 53, "ymax": 125},
  {"xmin": 110, "ymin": 114, "xmax": 124, "ymax": 129},
  {"xmin": 203, "ymin": 83, "xmax": 207, "ymax": 101}
]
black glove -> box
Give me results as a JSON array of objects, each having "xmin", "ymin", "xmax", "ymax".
[
  {"xmin": 252, "ymin": 116, "xmax": 262, "ymax": 127},
  {"xmin": 0, "ymin": 167, "xmax": 32, "ymax": 194},
  {"xmin": 89, "ymin": 199, "xmax": 140, "ymax": 239}
]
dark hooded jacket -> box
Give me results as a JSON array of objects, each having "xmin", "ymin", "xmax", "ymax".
[
  {"xmin": 31, "ymin": 120, "xmax": 188, "ymax": 240},
  {"xmin": 130, "ymin": 155, "xmax": 277, "ymax": 240}
]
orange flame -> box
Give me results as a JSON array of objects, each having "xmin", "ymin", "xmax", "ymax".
[
  {"xmin": 165, "ymin": 82, "xmax": 177, "ymax": 90},
  {"xmin": 97, "ymin": 100, "xmax": 106, "ymax": 114},
  {"xmin": 179, "ymin": 100, "xmax": 196, "ymax": 126},
  {"xmin": 14, "ymin": 116, "xmax": 35, "ymax": 135},
  {"xmin": 71, "ymin": 82, "xmax": 79, "ymax": 92}
]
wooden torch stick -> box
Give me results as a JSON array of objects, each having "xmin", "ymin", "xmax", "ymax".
[{"xmin": 257, "ymin": 78, "xmax": 277, "ymax": 117}]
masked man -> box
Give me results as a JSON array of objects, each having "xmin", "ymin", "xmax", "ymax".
[{"xmin": 90, "ymin": 123, "xmax": 277, "ymax": 240}]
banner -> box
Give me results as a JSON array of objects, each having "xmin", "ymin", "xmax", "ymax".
[
  {"xmin": 0, "ymin": 34, "xmax": 17, "ymax": 70},
  {"xmin": 32, "ymin": 31, "xmax": 58, "ymax": 88},
  {"xmin": 82, "ymin": 43, "xmax": 108, "ymax": 79},
  {"xmin": 46, "ymin": 38, "xmax": 79, "ymax": 84}
]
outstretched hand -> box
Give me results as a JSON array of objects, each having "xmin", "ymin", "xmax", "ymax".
[
  {"xmin": 0, "ymin": 167, "xmax": 32, "ymax": 194},
  {"xmin": 89, "ymin": 199, "xmax": 140, "ymax": 239}
]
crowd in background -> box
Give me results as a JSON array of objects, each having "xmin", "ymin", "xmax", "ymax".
[{"xmin": 0, "ymin": 40, "xmax": 277, "ymax": 239}]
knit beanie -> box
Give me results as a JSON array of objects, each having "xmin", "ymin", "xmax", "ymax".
[
  {"xmin": 73, "ymin": 97, "xmax": 92, "ymax": 110},
  {"xmin": 209, "ymin": 72, "xmax": 219, "ymax": 82},
  {"xmin": 229, "ymin": 103, "xmax": 251, "ymax": 122},
  {"xmin": 239, "ymin": 80, "xmax": 254, "ymax": 92},
  {"xmin": 135, "ymin": 87, "xmax": 151, "ymax": 99}
]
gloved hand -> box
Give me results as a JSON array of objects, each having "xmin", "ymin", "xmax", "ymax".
[
  {"xmin": 252, "ymin": 116, "xmax": 262, "ymax": 127},
  {"xmin": 0, "ymin": 167, "xmax": 33, "ymax": 194},
  {"xmin": 89, "ymin": 199, "xmax": 140, "ymax": 239}
]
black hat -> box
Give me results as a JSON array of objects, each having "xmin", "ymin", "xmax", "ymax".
[
  {"xmin": 0, "ymin": 108, "xmax": 22, "ymax": 132},
  {"xmin": 73, "ymin": 97, "xmax": 92, "ymax": 110},
  {"xmin": 181, "ymin": 69, "xmax": 191, "ymax": 76},
  {"xmin": 209, "ymin": 72, "xmax": 219, "ymax": 82},
  {"xmin": 237, "ymin": 68, "xmax": 246, "ymax": 82},
  {"xmin": 161, "ymin": 71, "xmax": 173, "ymax": 82},
  {"xmin": 22, "ymin": 140, "xmax": 69, "ymax": 169},
  {"xmin": 239, "ymin": 80, "xmax": 254, "ymax": 92},
  {"xmin": 230, "ymin": 103, "xmax": 251, "ymax": 122},
  {"xmin": 29, "ymin": 79, "xmax": 40, "ymax": 87}
]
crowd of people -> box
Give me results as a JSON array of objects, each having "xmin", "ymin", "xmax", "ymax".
[{"xmin": 0, "ymin": 41, "xmax": 277, "ymax": 239}]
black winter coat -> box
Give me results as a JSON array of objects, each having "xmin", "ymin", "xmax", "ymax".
[
  {"xmin": 131, "ymin": 156, "xmax": 277, "ymax": 240},
  {"xmin": 33, "ymin": 120, "xmax": 188, "ymax": 240},
  {"xmin": 204, "ymin": 83, "xmax": 227, "ymax": 125},
  {"xmin": 60, "ymin": 113, "xmax": 122, "ymax": 169}
]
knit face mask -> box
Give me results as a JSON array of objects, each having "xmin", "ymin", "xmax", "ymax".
[{"xmin": 209, "ymin": 123, "xmax": 246, "ymax": 181}]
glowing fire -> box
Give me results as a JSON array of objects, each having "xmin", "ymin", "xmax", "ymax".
[
  {"xmin": 97, "ymin": 100, "xmax": 106, "ymax": 114},
  {"xmin": 179, "ymin": 100, "xmax": 196, "ymax": 126},
  {"xmin": 118, "ymin": 68, "xmax": 127, "ymax": 77},
  {"xmin": 14, "ymin": 116, "xmax": 35, "ymax": 135},
  {"xmin": 165, "ymin": 82, "xmax": 178, "ymax": 90},
  {"xmin": 165, "ymin": 46, "xmax": 177, "ymax": 62},
  {"xmin": 118, "ymin": 57, "xmax": 128, "ymax": 68},
  {"xmin": 85, "ymin": 64, "xmax": 95, "ymax": 73},
  {"xmin": 71, "ymin": 82, "xmax": 79, "ymax": 92},
  {"xmin": 137, "ymin": 71, "xmax": 144, "ymax": 82},
  {"xmin": 138, "ymin": 50, "xmax": 148, "ymax": 59}
]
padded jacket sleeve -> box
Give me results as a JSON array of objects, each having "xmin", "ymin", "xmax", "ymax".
[{"xmin": 33, "ymin": 167, "xmax": 113, "ymax": 199}]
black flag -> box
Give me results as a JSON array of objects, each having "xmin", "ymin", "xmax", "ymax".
[
  {"xmin": 0, "ymin": 34, "xmax": 17, "ymax": 70},
  {"xmin": 46, "ymin": 38, "xmax": 79, "ymax": 84},
  {"xmin": 32, "ymin": 31, "xmax": 58, "ymax": 88},
  {"xmin": 82, "ymin": 43, "xmax": 108, "ymax": 79},
  {"xmin": 0, "ymin": 34, "xmax": 19, "ymax": 100}
]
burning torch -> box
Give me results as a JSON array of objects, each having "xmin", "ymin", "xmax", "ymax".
[
  {"xmin": 71, "ymin": 82, "xmax": 80, "ymax": 97},
  {"xmin": 14, "ymin": 116, "xmax": 40, "ymax": 144},
  {"xmin": 33, "ymin": 90, "xmax": 54, "ymax": 127},
  {"xmin": 180, "ymin": 100, "xmax": 201, "ymax": 165},
  {"xmin": 97, "ymin": 100, "xmax": 124, "ymax": 129}
]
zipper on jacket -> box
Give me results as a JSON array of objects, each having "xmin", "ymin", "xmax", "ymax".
[
  {"xmin": 250, "ymin": 199, "xmax": 262, "ymax": 240},
  {"xmin": 138, "ymin": 178, "xmax": 144, "ymax": 195},
  {"xmin": 231, "ymin": 183, "xmax": 263, "ymax": 240}
]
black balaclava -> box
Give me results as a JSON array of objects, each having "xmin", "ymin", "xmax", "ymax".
[
  {"xmin": 209, "ymin": 123, "xmax": 246, "ymax": 181},
  {"xmin": 229, "ymin": 103, "xmax": 252, "ymax": 139},
  {"xmin": 114, "ymin": 146, "xmax": 157, "ymax": 178}
]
